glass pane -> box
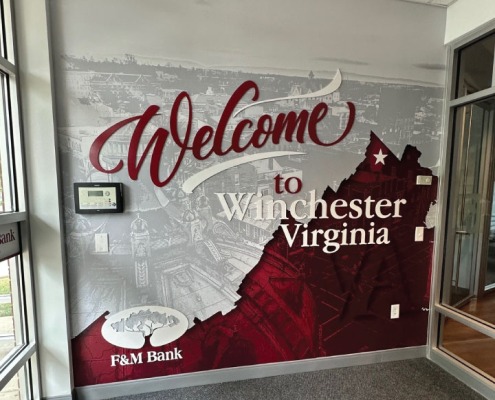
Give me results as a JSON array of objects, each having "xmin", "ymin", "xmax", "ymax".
[
  {"xmin": 0, "ymin": 257, "xmax": 24, "ymax": 365},
  {"xmin": 459, "ymin": 291, "xmax": 495, "ymax": 326},
  {"xmin": 0, "ymin": 73, "xmax": 13, "ymax": 212},
  {"xmin": 488, "ymin": 190, "xmax": 495, "ymax": 289},
  {"xmin": 440, "ymin": 316, "xmax": 495, "ymax": 381},
  {"xmin": 456, "ymin": 32, "xmax": 495, "ymax": 98},
  {"xmin": 0, "ymin": 2, "xmax": 6, "ymax": 61},
  {"xmin": 0, "ymin": 1, "xmax": 15, "ymax": 64},
  {"xmin": 443, "ymin": 99, "xmax": 495, "ymax": 308},
  {"xmin": 0, "ymin": 365, "xmax": 28, "ymax": 400}
]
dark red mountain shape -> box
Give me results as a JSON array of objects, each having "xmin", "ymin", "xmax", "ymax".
[
  {"xmin": 72, "ymin": 132, "xmax": 438, "ymax": 386},
  {"xmin": 269, "ymin": 277, "xmax": 305, "ymax": 314}
]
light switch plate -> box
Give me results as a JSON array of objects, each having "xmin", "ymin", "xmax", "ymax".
[
  {"xmin": 415, "ymin": 227, "xmax": 424, "ymax": 242},
  {"xmin": 390, "ymin": 304, "xmax": 400, "ymax": 319},
  {"xmin": 416, "ymin": 175, "xmax": 432, "ymax": 185},
  {"xmin": 95, "ymin": 233, "xmax": 109, "ymax": 253}
]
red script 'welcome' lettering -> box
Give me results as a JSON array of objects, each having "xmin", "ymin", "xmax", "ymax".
[{"xmin": 89, "ymin": 80, "xmax": 356, "ymax": 187}]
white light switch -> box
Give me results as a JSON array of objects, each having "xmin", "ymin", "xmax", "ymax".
[
  {"xmin": 95, "ymin": 233, "xmax": 109, "ymax": 253},
  {"xmin": 416, "ymin": 175, "xmax": 432, "ymax": 185},
  {"xmin": 415, "ymin": 227, "xmax": 424, "ymax": 242},
  {"xmin": 390, "ymin": 304, "xmax": 400, "ymax": 319}
]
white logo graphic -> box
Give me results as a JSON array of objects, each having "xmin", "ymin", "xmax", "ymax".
[{"xmin": 101, "ymin": 306, "xmax": 188, "ymax": 349}]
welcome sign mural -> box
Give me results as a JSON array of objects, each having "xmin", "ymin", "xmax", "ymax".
[{"xmin": 49, "ymin": 0, "xmax": 446, "ymax": 386}]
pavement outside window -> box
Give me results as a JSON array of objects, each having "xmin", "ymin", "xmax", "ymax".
[
  {"xmin": 0, "ymin": 373, "xmax": 19, "ymax": 400},
  {"xmin": 0, "ymin": 260, "xmax": 15, "ymax": 362},
  {"xmin": 0, "ymin": 260, "xmax": 19, "ymax": 400}
]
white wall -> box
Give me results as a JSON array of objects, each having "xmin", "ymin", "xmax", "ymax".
[
  {"xmin": 445, "ymin": 0, "xmax": 495, "ymax": 43},
  {"xmin": 14, "ymin": 0, "xmax": 72, "ymax": 398}
]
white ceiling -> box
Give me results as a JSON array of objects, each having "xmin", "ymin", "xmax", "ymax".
[{"xmin": 397, "ymin": 0, "xmax": 458, "ymax": 7}]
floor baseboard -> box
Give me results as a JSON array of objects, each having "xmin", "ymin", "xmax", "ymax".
[{"xmin": 76, "ymin": 346, "xmax": 427, "ymax": 400}]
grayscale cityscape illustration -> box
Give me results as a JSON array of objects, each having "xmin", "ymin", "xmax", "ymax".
[{"xmin": 55, "ymin": 54, "xmax": 443, "ymax": 336}]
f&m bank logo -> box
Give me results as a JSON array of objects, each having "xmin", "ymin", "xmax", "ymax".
[{"xmin": 101, "ymin": 306, "xmax": 188, "ymax": 350}]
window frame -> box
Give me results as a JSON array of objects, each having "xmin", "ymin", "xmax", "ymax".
[
  {"xmin": 0, "ymin": 0, "xmax": 40, "ymax": 398},
  {"xmin": 429, "ymin": 21, "xmax": 495, "ymax": 400}
]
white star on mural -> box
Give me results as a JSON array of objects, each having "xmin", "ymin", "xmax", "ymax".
[{"xmin": 374, "ymin": 149, "xmax": 387, "ymax": 165}]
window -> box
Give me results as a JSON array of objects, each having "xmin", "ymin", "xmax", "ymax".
[
  {"xmin": 435, "ymin": 28, "xmax": 495, "ymax": 392},
  {"xmin": 0, "ymin": 0, "xmax": 39, "ymax": 398},
  {"xmin": 456, "ymin": 32, "xmax": 495, "ymax": 98}
]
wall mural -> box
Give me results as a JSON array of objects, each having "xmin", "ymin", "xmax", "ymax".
[{"xmin": 49, "ymin": 0, "xmax": 446, "ymax": 387}]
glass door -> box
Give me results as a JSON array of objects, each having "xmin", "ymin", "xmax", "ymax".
[
  {"xmin": 443, "ymin": 99, "xmax": 494, "ymax": 309},
  {"xmin": 484, "ymin": 183, "xmax": 495, "ymax": 292},
  {"xmin": 433, "ymin": 29, "xmax": 495, "ymax": 399}
]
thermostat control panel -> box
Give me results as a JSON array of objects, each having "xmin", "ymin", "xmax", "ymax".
[{"xmin": 74, "ymin": 183, "xmax": 124, "ymax": 214}]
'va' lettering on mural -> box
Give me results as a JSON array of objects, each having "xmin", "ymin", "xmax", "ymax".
[{"xmin": 89, "ymin": 80, "xmax": 356, "ymax": 187}]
